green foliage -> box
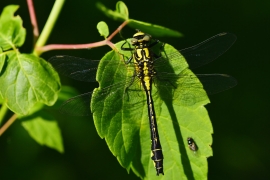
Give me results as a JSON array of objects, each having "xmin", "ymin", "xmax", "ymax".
[
  {"xmin": 0, "ymin": 5, "xmax": 65, "ymax": 152},
  {"xmin": 0, "ymin": 2, "xmax": 213, "ymax": 179},
  {"xmin": 0, "ymin": 47, "xmax": 5, "ymax": 73},
  {"xmin": 19, "ymin": 86, "xmax": 79, "ymax": 153},
  {"xmin": 91, "ymin": 40, "xmax": 212, "ymax": 179},
  {"xmin": 96, "ymin": 1, "xmax": 128, "ymax": 21},
  {"xmin": 0, "ymin": 5, "xmax": 26, "ymax": 50},
  {"xmin": 21, "ymin": 111, "xmax": 64, "ymax": 153},
  {"xmin": 128, "ymin": 19, "xmax": 182, "ymax": 38},
  {"xmin": 96, "ymin": 1, "xmax": 182, "ymax": 37},
  {"xmin": 97, "ymin": 21, "xmax": 109, "ymax": 38},
  {"xmin": 116, "ymin": 1, "xmax": 129, "ymax": 20},
  {"xmin": 0, "ymin": 53, "xmax": 61, "ymax": 115}
]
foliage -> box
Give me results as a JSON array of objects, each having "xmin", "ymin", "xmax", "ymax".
[
  {"xmin": 96, "ymin": 1, "xmax": 183, "ymax": 37},
  {"xmin": 0, "ymin": 1, "xmax": 214, "ymax": 180},
  {"xmin": 0, "ymin": 5, "xmax": 67, "ymax": 152}
]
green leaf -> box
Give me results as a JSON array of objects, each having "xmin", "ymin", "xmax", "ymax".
[
  {"xmin": 0, "ymin": 5, "xmax": 26, "ymax": 50},
  {"xmin": 97, "ymin": 21, "xmax": 109, "ymax": 38},
  {"xmin": 116, "ymin": 1, "xmax": 129, "ymax": 19},
  {"xmin": 0, "ymin": 47, "xmax": 6, "ymax": 73},
  {"xmin": 96, "ymin": 2, "xmax": 182, "ymax": 37},
  {"xmin": 21, "ymin": 111, "xmax": 64, "ymax": 153},
  {"xmin": 129, "ymin": 19, "xmax": 183, "ymax": 37},
  {"xmin": 0, "ymin": 52, "xmax": 61, "ymax": 115},
  {"xmin": 19, "ymin": 86, "xmax": 79, "ymax": 153},
  {"xmin": 91, "ymin": 40, "xmax": 212, "ymax": 179},
  {"xmin": 96, "ymin": 2, "xmax": 128, "ymax": 21}
]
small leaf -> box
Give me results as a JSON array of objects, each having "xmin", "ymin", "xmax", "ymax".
[
  {"xmin": 96, "ymin": 2, "xmax": 128, "ymax": 21},
  {"xmin": 0, "ymin": 47, "xmax": 6, "ymax": 73},
  {"xmin": 129, "ymin": 19, "xmax": 183, "ymax": 37},
  {"xmin": 0, "ymin": 5, "xmax": 26, "ymax": 50},
  {"xmin": 97, "ymin": 21, "xmax": 109, "ymax": 38},
  {"xmin": 21, "ymin": 112, "xmax": 64, "ymax": 153},
  {"xmin": 0, "ymin": 52, "xmax": 61, "ymax": 115},
  {"xmin": 116, "ymin": 1, "xmax": 129, "ymax": 19}
]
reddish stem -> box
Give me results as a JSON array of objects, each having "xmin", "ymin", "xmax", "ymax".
[
  {"xmin": 37, "ymin": 20, "xmax": 129, "ymax": 54},
  {"xmin": 0, "ymin": 114, "xmax": 17, "ymax": 136},
  {"xmin": 27, "ymin": 0, "xmax": 39, "ymax": 42}
]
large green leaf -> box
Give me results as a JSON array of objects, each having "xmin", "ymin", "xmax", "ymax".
[
  {"xmin": 0, "ymin": 5, "xmax": 26, "ymax": 51},
  {"xmin": 128, "ymin": 19, "xmax": 183, "ymax": 37},
  {"xmin": 91, "ymin": 40, "xmax": 213, "ymax": 179},
  {"xmin": 0, "ymin": 52, "xmax": 61, "ymax": 115}
]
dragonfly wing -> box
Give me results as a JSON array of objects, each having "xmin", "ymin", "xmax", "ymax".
[
  {"xmin": 59, "ymin": 92, "xmax": 92, "ymax": 116},
  {"xmin": 196, "ymin": 73, "xmax": 237, "ymax": 95},
  {"xmin": 49, "ymin": 55, "xmax": 100, "ymax": 82},
  {"xmin": 59, "ymin": 78, "xmax": 145, "ymax": 116},
  {"xmin": 155, "ymin": 71, "xmax": 237, "ymax": 106},
  {"xmin": 180, "ymin": 32, "xmax": 237, "ymax": 69}
]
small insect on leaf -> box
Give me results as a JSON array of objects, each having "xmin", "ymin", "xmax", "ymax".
[{"xmin": 187, "ymin": 137, "xmax": 198, "ymax": 152}]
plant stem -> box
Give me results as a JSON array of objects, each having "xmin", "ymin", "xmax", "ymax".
[
  {"xmin": 0, "ymin": 103, "xmax": 8, "ymax": 125},
  {"xmin": 27, "ymin": 0, "xmax": 39, "ymax": 43},
  {"xmin": 33, "ymin": 0, "xmax": 65, "ymax": 56},
  {"xmin": 0, "ymin": 114, "xmax": 17, "ymax": 136},
  {"xmin": 37, "ymin": 20, "xmax": 129, "ymax": 53},
  {"xmin": 107, "ymin": 20, "xmax": 128, "ymax": 41}
]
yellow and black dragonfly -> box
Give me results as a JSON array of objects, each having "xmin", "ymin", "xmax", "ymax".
[{"xmin": 49, "ymin": 31, "xmax": 237, "ymax": 175}]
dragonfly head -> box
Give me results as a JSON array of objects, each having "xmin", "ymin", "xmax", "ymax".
[{"xmin": 131, "ymin": 31, "xmax": 151, "ymax": 46}]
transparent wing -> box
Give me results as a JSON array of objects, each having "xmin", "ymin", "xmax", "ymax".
[
  {"xmin": 180, "ymin": 32, "xmax": 237, "ymax": 69},
  {"xmin": 195, "ymin": 74, "xmax": 237, "ymax": 95},
  {"xmin": 51, "ymin": 33, "xmax": 237, "ymax": 115},
  {"xmin": 49, "ymin": 32, "xmax": 236, "ymax": 82},
  {"xmin": 154, "ymin": 71, "xmax": 237, "ymax": 107},
  {"xmin": 155, "ymin": 73, "xmax": 237, "ymax": 95},
  {"xmin": 49, "ymin": 55, "xmax": 100, "ymax": 82},
  {"xmin": 59, "ymin": 77, "xmax": 145, "ymax": 116},
  {"xmin": 153, "ymin": 32, "xmax": 236, "ymax": 71},
  {"xmin": 59, "ymin": 92, "xmax": 92, "ymax": 116},
  {"xmin": 49, "ymin": 55, "xmax": 136, "ymax": 82}
]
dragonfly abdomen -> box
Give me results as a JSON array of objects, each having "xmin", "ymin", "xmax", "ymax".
[{"xmin": 143, "ymin": 83, "xmax": 164, "ymax": 175}]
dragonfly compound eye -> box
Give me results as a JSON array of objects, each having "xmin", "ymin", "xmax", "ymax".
[
  {"xmin": 131, "ymin": 38, "xmax": 138, "ymax": 45},
  {"xmin": 143, "ymin": 35, "xmax": 151, "ymax": 42}
]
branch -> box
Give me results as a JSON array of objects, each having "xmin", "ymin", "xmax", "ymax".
[
  {"xmin": 0, "ymin": 114, "xmax": 17, "ymax": 136},
  {"xmin": 27, "ymin": 0, "xmax": 39, "ymax": 43},
  {"xmin": 33, "ymin": 0, "xmax": 66, "ymax": 56},
  {"xmin": 36, "ymin": 20, "xmax": 129, "ymax": 54}
]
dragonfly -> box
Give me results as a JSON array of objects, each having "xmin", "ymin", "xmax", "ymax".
[{"xmin": 49, "ymin": 31, "xmax": 237, "ymax": 175}]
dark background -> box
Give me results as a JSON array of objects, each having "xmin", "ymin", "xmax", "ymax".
[{"xmin": 0, "ymin": 0, "xmax": 269, "ymax": 179}]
